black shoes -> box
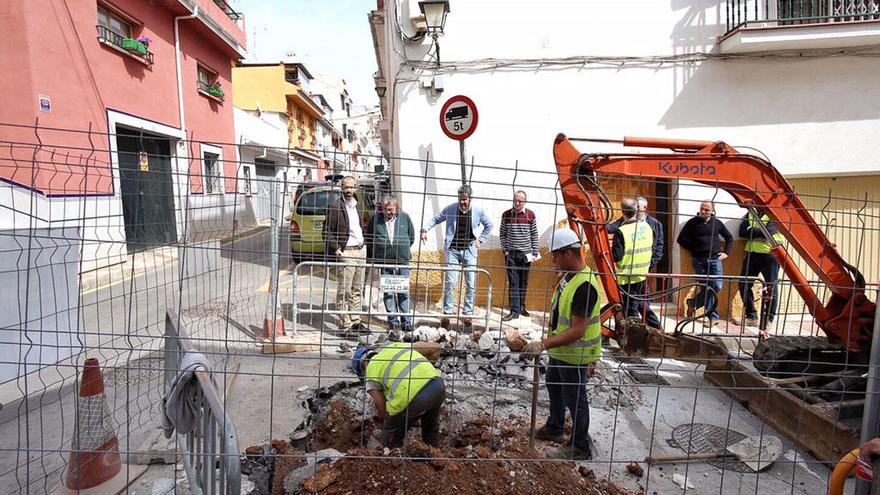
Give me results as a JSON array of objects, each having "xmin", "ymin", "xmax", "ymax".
[
  {"xmin": 520, "ymin": 309, "xmax": 530, "ymax": 317},
  {"xmin": 350, "ymin": 322, "xmax": 371, "ymax": 334},
  {"xmin": 501, "ymin": 312, "xmax": 519, "ymax": 322}
]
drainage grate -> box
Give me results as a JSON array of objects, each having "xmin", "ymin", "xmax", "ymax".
[
  {"xmin": 609, "ymin": 352, "xmax": 669, "ymax": 385},
  {"xmin": 667, "ymin": 423, "xmax": 754, "ymax": 473}
]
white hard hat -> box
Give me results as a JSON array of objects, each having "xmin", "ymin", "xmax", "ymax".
[{"xmin": 548, "ymin": 229, "xmax": 581, "ymax": 252}]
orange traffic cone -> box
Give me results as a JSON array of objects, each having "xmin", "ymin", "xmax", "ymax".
[
  {"xmin": 56, "ymin": 358, "xmax": 145, "ymax": 494},
  {"xmin": 262, "ymin": 304, "xmax": 285, "ymax": 340}
]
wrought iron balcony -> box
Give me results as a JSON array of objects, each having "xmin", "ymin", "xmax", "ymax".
[
  {"xmin": 96, "ymin": 25, "xmax": 154, "ymax": 65},
  {"xmin": 197, "ymin": 80, "xmax": 225, "ymax": 102},
  {"xmin": 727, "ymin": 0, "xmax": 880, "ymax": 33},
  {"xmin": 212, "ymin": 0, "xmax": 242, "ymax": 21}
]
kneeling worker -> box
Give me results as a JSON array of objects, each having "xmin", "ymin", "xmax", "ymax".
[
  {"xmin": 522, "ymin": 229, "xmax": 601, "ymax": 460},
  {"xmin": 352, "ymin": 342, "xmax": 445, "ymax": 448}
]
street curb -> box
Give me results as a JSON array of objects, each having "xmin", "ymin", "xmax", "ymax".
[{"xmin": 219, "ymin": 225, "xmax": 270, "ymax": 245}]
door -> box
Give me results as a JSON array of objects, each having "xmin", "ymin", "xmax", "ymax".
[
  {"xmin": 253, "ymin": 159, "xmax": 276, "ymax": 222},
  {"xmin": 117, "ymin": 127, "xmax": 178, "ymax": 252}
]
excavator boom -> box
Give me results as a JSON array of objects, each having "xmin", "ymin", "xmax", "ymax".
[{"xmin": 552, "ymin": 134, "xmax": 874, "ymax": 355}]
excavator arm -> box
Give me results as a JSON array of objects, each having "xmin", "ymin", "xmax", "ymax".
[{"xmin": 553, "ymin": 134, "xmax": 874, "ymax": 356}]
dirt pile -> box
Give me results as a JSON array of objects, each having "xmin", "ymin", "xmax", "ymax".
[
  {"xmin": 298, "ymin": 413, "xmax": 638, "ymax": 495},
  {"xmin": 311, "ymin": 401, "xmax": 378, "ymax": 452}
]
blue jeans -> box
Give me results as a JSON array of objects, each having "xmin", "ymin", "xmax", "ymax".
[
  {"xmin": 738, "ymin": 253, "xmax": 780, "ymax": 321},
  {"xmin": 544, "ymin": 357, "xmax": 591, "ymax": 451},
  {"xmin": 382, "ymin": 267, "xmax": 411, "ymax": 327},
  {"xmin": 691, "ymin": 257, "xmax": 723, "ymax": 320},
  {"xmin": 443, "ymin": 245, "xmax": 477, "ymax": 315}
]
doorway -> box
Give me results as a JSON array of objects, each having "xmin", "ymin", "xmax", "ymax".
[{"xmin": 116, "ymin": 126, "xmax": 178, "ymax": 252}]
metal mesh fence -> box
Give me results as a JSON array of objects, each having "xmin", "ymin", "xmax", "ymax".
[{"xmin": 1, "ymin": 120, "xmax": 879, "ymax": 494}]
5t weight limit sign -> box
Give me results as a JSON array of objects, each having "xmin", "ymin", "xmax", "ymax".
[{"xmin": 440, "ymin": 95, "xmax": 478, "ymax": 141}]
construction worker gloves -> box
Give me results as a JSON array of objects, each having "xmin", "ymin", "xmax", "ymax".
[{"xmin": 521, "ymin": 340, "xmax": 544, "ymax": 359}]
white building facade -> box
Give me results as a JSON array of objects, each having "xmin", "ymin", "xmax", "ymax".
[{"xmin": 370, "ymin": 0, "xmax": 880, "ymax": 313}]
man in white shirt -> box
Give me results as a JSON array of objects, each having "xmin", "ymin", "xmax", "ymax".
[{"xmin": 323, "ymin": 176, "xmax": 370, "ymax": 333}]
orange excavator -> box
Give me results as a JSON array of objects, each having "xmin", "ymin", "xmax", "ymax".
[{"xmin": 552, "ymin": 134, "xmax": 876, "ymax": 377}]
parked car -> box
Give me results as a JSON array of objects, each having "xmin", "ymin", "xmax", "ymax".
[{"xmin": 290, "ymin": 183, "xmax": 373, "ymax": 259}]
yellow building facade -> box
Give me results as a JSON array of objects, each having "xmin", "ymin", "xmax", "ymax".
[{"xmin": 232, "ymin": 63, "xmax": 323, "ymax": 156}]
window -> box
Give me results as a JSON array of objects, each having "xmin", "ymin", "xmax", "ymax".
[
  {"xmin": 203, "ymin": 151, "xmax": 222, "ymax": 194},
  {"xmin": 97, "ymin": 5, "xmax": 131, "ymax": 38},
  {"xmin": 243, "ymin": 166, "xmax": 252, "ymax": 196},
  {"xmin": 198, "ymin": 66, "xmax": 214, "ymax": 85},
  {"xmin": 197, "ymin": 65, "xmax": 223, "ymax": 101},
  {"xmin": 285, "ymin": 69, "xmax": 300, "ymax": 85}
]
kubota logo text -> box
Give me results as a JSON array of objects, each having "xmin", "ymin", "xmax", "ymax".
[{"xmin": 658, "ymin": 161, "xmax": 717, "ymax": 176}]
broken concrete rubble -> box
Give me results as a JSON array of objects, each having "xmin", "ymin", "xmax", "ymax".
[{"xmin": 282, "ymin": 448, "xmax": 343, "ymax": 493}]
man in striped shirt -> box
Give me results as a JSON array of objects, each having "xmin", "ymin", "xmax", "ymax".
[{"xmin": 500, "ymin": 190, "xmax": 540, "ymax": 321}]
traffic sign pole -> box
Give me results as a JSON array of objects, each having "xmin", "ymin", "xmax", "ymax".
[{"xmin": 459, "ymin": 139, "xmax": 466, "ymax": 185}]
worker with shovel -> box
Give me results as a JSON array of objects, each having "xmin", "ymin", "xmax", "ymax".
[
  {"xmin": 522, "ymin": 229, "xmax": 601, "ymax": 460},
  {"xmin": 352, "ymin": 342, "xmax": 445, "ymax": 448}
]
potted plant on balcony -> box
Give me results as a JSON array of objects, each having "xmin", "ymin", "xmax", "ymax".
[
  {"xmin": 122, "ymin": 34, "xmax": 149, "ymax": 55},
  {"xmin": 207, "ymin": 81, "xmax": 224, "ymax": 98}
]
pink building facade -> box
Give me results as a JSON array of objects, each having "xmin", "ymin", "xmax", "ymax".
[{"xmin": 0, "ymin": 0, "xmax": 248, "ymax": 263}]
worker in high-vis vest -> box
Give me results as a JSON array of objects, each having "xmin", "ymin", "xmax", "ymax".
[
  {"xmin": 521, "ymin": 228, "xmax": 600, "ymax": 460},
  {"xmin": 612, "ymin": 198, "xmax": 662, "ymax": 330},
  {"xmin": 737, "ymin": 211, "xmax": 784, "ymax": 327},
  {"xmin": 352, "ymin": 341, "xmax": 445, "ymax": 448}
]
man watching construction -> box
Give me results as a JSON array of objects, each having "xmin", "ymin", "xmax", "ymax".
[
  {"xmin": 500, "ymin": 190, "xmax": 539, "ymax": 321},
  {"xmin": 352, "ymin": 342, "xmax": 445, "ymax": 448},
  {"xmin": 323, "ymin": 176, "xmax": 370, "ymax": 334},
  {"xmin": 522, "ymin": 229, "xmax": 600, "ymax": 460},
  {"xmin": 421, "ymin": 184, "xmax": 493, "ymax": 329},
  {"xmin": 676, "ymin": 200, "xmax": 733, "ymax": 327}
]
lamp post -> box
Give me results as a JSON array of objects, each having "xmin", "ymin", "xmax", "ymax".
[{"xmin": 419, "ymin": 0, "xmax": 449, "ymax": 66}]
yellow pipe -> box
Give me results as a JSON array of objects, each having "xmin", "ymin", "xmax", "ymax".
[{"xmin": 828, "ymin": 448, "xmax": 861, "ymax": 495}]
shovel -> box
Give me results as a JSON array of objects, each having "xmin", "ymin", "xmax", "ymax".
[{"xmin": 646, "ymin": 435, "xmax": 782, "ymax": 472}]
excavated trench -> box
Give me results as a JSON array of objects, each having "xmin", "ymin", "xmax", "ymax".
[{"xmin": 241, "ymin": 328, "xmax": 652, "ymax": 494}]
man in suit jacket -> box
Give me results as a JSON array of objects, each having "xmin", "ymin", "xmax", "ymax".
[{"xmin": 367, "ymin": 195, "xmax": 416, "ymax": 331}]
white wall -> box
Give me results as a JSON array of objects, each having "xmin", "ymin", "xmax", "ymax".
[{"xmin": 383, "ymin": 0, "xmax": 880, "ymax": 254}]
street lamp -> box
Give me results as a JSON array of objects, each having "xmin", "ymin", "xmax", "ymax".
[
  {"xmin": 418, "ymin": 0, "xmax": 449, "ymax": 33},
  {"xmin": 418, "ymin": 0, "xmax": 449, "ymax": 68},
  {"xmin": 375, "ymin": 85, "xmax": 387, "ymax": 98}
]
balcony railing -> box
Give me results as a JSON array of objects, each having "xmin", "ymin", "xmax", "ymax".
[
  {"xmin": 212, "ymin": 0, "xmax": 242, "ymax": 21},
  {"xmin": 727, "ymin": 0, "xmax": 880, "ymax": 33},
  {"xmin": 96, "ymin": 25, "xmax": 154, "ymax": 65},
  {"xmin": 197, "ymin": 80, "xmax": 225, "ymax": 102}
]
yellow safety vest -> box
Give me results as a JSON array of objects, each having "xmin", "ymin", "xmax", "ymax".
[
  {"xmin": 549, "ymin": 269, "xmax": 602, "ymax": 365},
  {"xmin": 745, "ymin": 214, "xmax": 784, "ymax": 255},
  {"xmin": 617, "ymin": 220, "xmax": 654, "ymax": 284},
  {"xmin": 365, "ymin": 342, "xmax": 441, "ymax": 416}
]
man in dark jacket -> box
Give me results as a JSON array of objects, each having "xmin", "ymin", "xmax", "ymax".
[
  {"xmin": 676, "ymin": 201, "xmax": 733, "ymax": 327},
  {"xmin": 367, "ymin": 195, "xmax": 416, "ymax": 331},
  {"xmin": 323, "ymin": 176, "xmax": 370, "ymax": 333}
]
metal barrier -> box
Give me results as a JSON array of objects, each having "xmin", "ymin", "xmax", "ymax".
[
  {"xmin": 290, "ymin": 260, "xmax": 494, "ymax": 333},
  {"xmin": 164, "ymin": 311, "xmax": 241, "ymax": 495}
]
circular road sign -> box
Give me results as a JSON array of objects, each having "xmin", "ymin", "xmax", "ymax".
[{"xmin": 440, "ymin": 95, "xmax": 479, "ymax": 141}]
